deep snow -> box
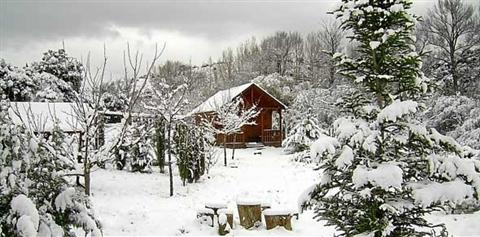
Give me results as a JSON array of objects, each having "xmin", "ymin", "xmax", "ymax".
[{"xmin": 89, "ymin": 147, "xmax": 480, "ymax": 236}]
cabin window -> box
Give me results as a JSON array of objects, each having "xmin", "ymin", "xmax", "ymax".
[{"xmin": 272, "ymin": 110, "xmax": 280, "ymax": 130}]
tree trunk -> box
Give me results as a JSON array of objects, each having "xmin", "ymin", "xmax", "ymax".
[
  {"xmin": 76, "ymin": 132, "xmax": 83, "ymax": 187},
  {"xmin": 450, "ymin": 47, "xmax": 458, "ymax": 94},
  {"xmin": 231, "ymin": 134, "xmax": 236, "ymax": 160},
  {"xmin": 168, "ymin": 122, "xmax": 173, "ymax": 197},
  {"xmin": 329, "ymin": 60, "xmax": 335, "ymax": 87},
  {"xmin": 237, "ymin": 204, "xmax": 262, "ymax": 229},
  {"xmin": 223, "ymin": 135, "xmax": 227, "ymax": 166},
  {"xmin": 83, "ymin": 126, "xmax": 91, "ymax": 196}
]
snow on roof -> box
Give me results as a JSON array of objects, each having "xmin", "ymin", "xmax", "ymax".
[
  {"xmin": 190, "ymin": 82, "xmax": 286, "ymax": 115},
  {"xmin": 190, "ymin": 83, "xmax": 253, "ymax": 114},
  {"xmin": 9, "ymin": 102, "xmax": 85, "ymax": 133}
]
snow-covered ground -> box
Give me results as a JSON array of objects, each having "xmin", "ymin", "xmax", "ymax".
[{"xmin": 90, "ymin": 147, "xmax": 480, "ymax": 236}]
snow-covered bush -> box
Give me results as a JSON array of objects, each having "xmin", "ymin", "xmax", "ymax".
[
  {"xmin": 0, "ymin": 102, "xmax": 101, "ymax": 236},
  {"xmin": 450, "ymin": 106, "xmax": 480, "ymax": 150},
  {"xmin": 425, "ymin": 95, "xmax": 480, "ymax": 150},
  {"xmin": 33, "ymin": 49, "xmax": 83, "ymax": 92},
  {"xmin": 115, "ymin": 120, "xmax": 154, "ymax": 172},
  {"xmin": 303, "ymin": 1, "xmax": 480, "ymax": 236},
  {"xmin": 33, "ymin": 72, "xmax": 76, "ymax": 102},
  {"xmin": 283, "ymin": 110, "xmax": 324, "ymax": 153},
  {"xmin": 1, "ymin": 51, "xmax": 80, "ymax": 103},
  {"xmin": 285, "ymin": 85, "xmax": 351, "ymax": 131},
  {"xmin": 0, "ymin": 60, "xmax": 38, "ymax": 101},
  {"xmin": 425, "ymin": 95, "xmax": 477, "ymax": 135},
  {"xmin": 101, "ymin": 80, "xmax": 129, "ymax": 112}
]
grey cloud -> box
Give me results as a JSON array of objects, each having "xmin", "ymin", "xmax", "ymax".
[{"xmin": 1, "ymin": 0, "xmax": 337, "ymax": 49}]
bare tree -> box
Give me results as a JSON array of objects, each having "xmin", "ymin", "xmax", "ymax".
[
  {"xmin": 422, "ymin": 0, "xmax": 480, "ymax": 94},
  {"xmin": 143, "ymin": 78, "xmax": 190, "ymax": 197},
  {"xmin": 304, "ymin": 31, "xmax": 327, "ymax": 82},
  {"xmin": 318, "ymin": 20, "xmax": 344, "ymax": 86},
  {"xmin": 73, "ymin": 44, "xmax": 164, "ymax": 195},
  {"xmin": 201, "ymin": 97, "xmax": 259, "ymax": 166},
  {"xmin": 260, "ymin": 31, "xmax": 303, "ymax": 76},
  {"xmin": 218, "ymin": 48, "xmax": 236, "ymax": 83}
]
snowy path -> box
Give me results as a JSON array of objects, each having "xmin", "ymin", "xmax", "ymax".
[
  {"xmin": 90, "ymin": 147, "xmax": 479, "ymax": 236},
  {"xmin": 90, "ymin": 147, "xmax": 336, "ymax": 235}
]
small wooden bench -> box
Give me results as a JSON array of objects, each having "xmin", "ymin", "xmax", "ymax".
[{"xmin": 263, "ymin": 209, "xmax": 293, "ymax": 231}]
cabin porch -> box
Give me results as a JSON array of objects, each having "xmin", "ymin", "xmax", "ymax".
[{"xmin": 217, "ymin": 129, "xmax": 284, "ymax": 148}]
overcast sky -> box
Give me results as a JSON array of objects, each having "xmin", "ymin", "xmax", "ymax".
[{"xmin": 0, "ymin": 0, "xmax": 450, "ymax": 77}]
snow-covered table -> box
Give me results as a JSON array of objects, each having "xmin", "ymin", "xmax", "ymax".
[{"xmin": 205, "ymin": 202, "xmax": 228, "ymax": 216}]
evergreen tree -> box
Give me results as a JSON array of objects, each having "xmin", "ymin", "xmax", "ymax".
[
  {"xmin": 174, "ymin": 122, "xmax": 206, "ymax": 185},
  {"xmin": 115, "ymin": 120, "xmax": 154, "ymax": 172},
  {"xmin": 129, "ymin": 122, "xmax": 154, "ymax": 173},
  {"xmin": 283, "ymin": 109, "xmax": 324, "ymax": 153},
  {"xmin": 303, "ymin": 1, "xmax": 480, "ymax": 236}
]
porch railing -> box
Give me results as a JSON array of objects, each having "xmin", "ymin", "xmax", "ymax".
[
  {"xmin": 262, "ymin": 129, "xmax": 283, "ymax": 146},
  {"xmin": 218, "ymin": 133, "xmax": 245, "ymax": 145}
]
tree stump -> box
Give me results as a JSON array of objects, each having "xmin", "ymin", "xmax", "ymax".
[
  {"xmin": 263, "ymin": 209, "xmax": 293, "ymax": 231},
  {"xmin": 218, "ymin": 209, "xmax": 234, "ymax": 228},
  {"xmin": 218, "ymin": 213, "xmax": 231, "ymax": 236},
  {"xmin": 237, "ymin": 201, "xmax": 262, "ymax": 229},
  {"xmin": 196, "ymin": 208, "xmax": 215, "ymax": 227}
]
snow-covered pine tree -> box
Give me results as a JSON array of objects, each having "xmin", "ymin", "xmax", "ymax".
[
  {"xmin": 115, "ymin": 120, "xmax": 154, "ymax": 172},
  {"xmin": 174, "ymin": 122, "xmax": 206, "ymax": 185},
  {"xmin": 303, "ymin": 1, "xmax": 480, "ymax": 236},
  {"xmin": 174, "ymin": 122, "xmax": 190, "ymax": 185},
  {"xmin": 283, "ymin": 108, "xmax": 324, "ymax": 153},
  {"xmin": 129, "ymin": 122, "xmax": 154, "ymax": 173},
  {"xmin": 0, "ymin": 102, "xmax": 101, "ymax": 236}
]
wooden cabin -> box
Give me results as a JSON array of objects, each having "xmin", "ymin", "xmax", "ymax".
[{"xmin": 190, "ymin": 82, "xmax": 287, "ymax": 148}]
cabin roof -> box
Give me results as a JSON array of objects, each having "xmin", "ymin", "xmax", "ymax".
[
  {"xmin": 9, "ymin": 102, "xmax": 86, "ymax": 133},
  {"xmin": 190, "ymin": 82, "xmax": 286, "ymax": 115}
]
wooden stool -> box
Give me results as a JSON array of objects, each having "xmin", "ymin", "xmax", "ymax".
[
  {"xmin": 237, "ymin": 200, "xmax": 262, "ymax": 229},
  {"xmin": 263, "ymin": 209, "xmax": 293, "ymax": 231}
]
